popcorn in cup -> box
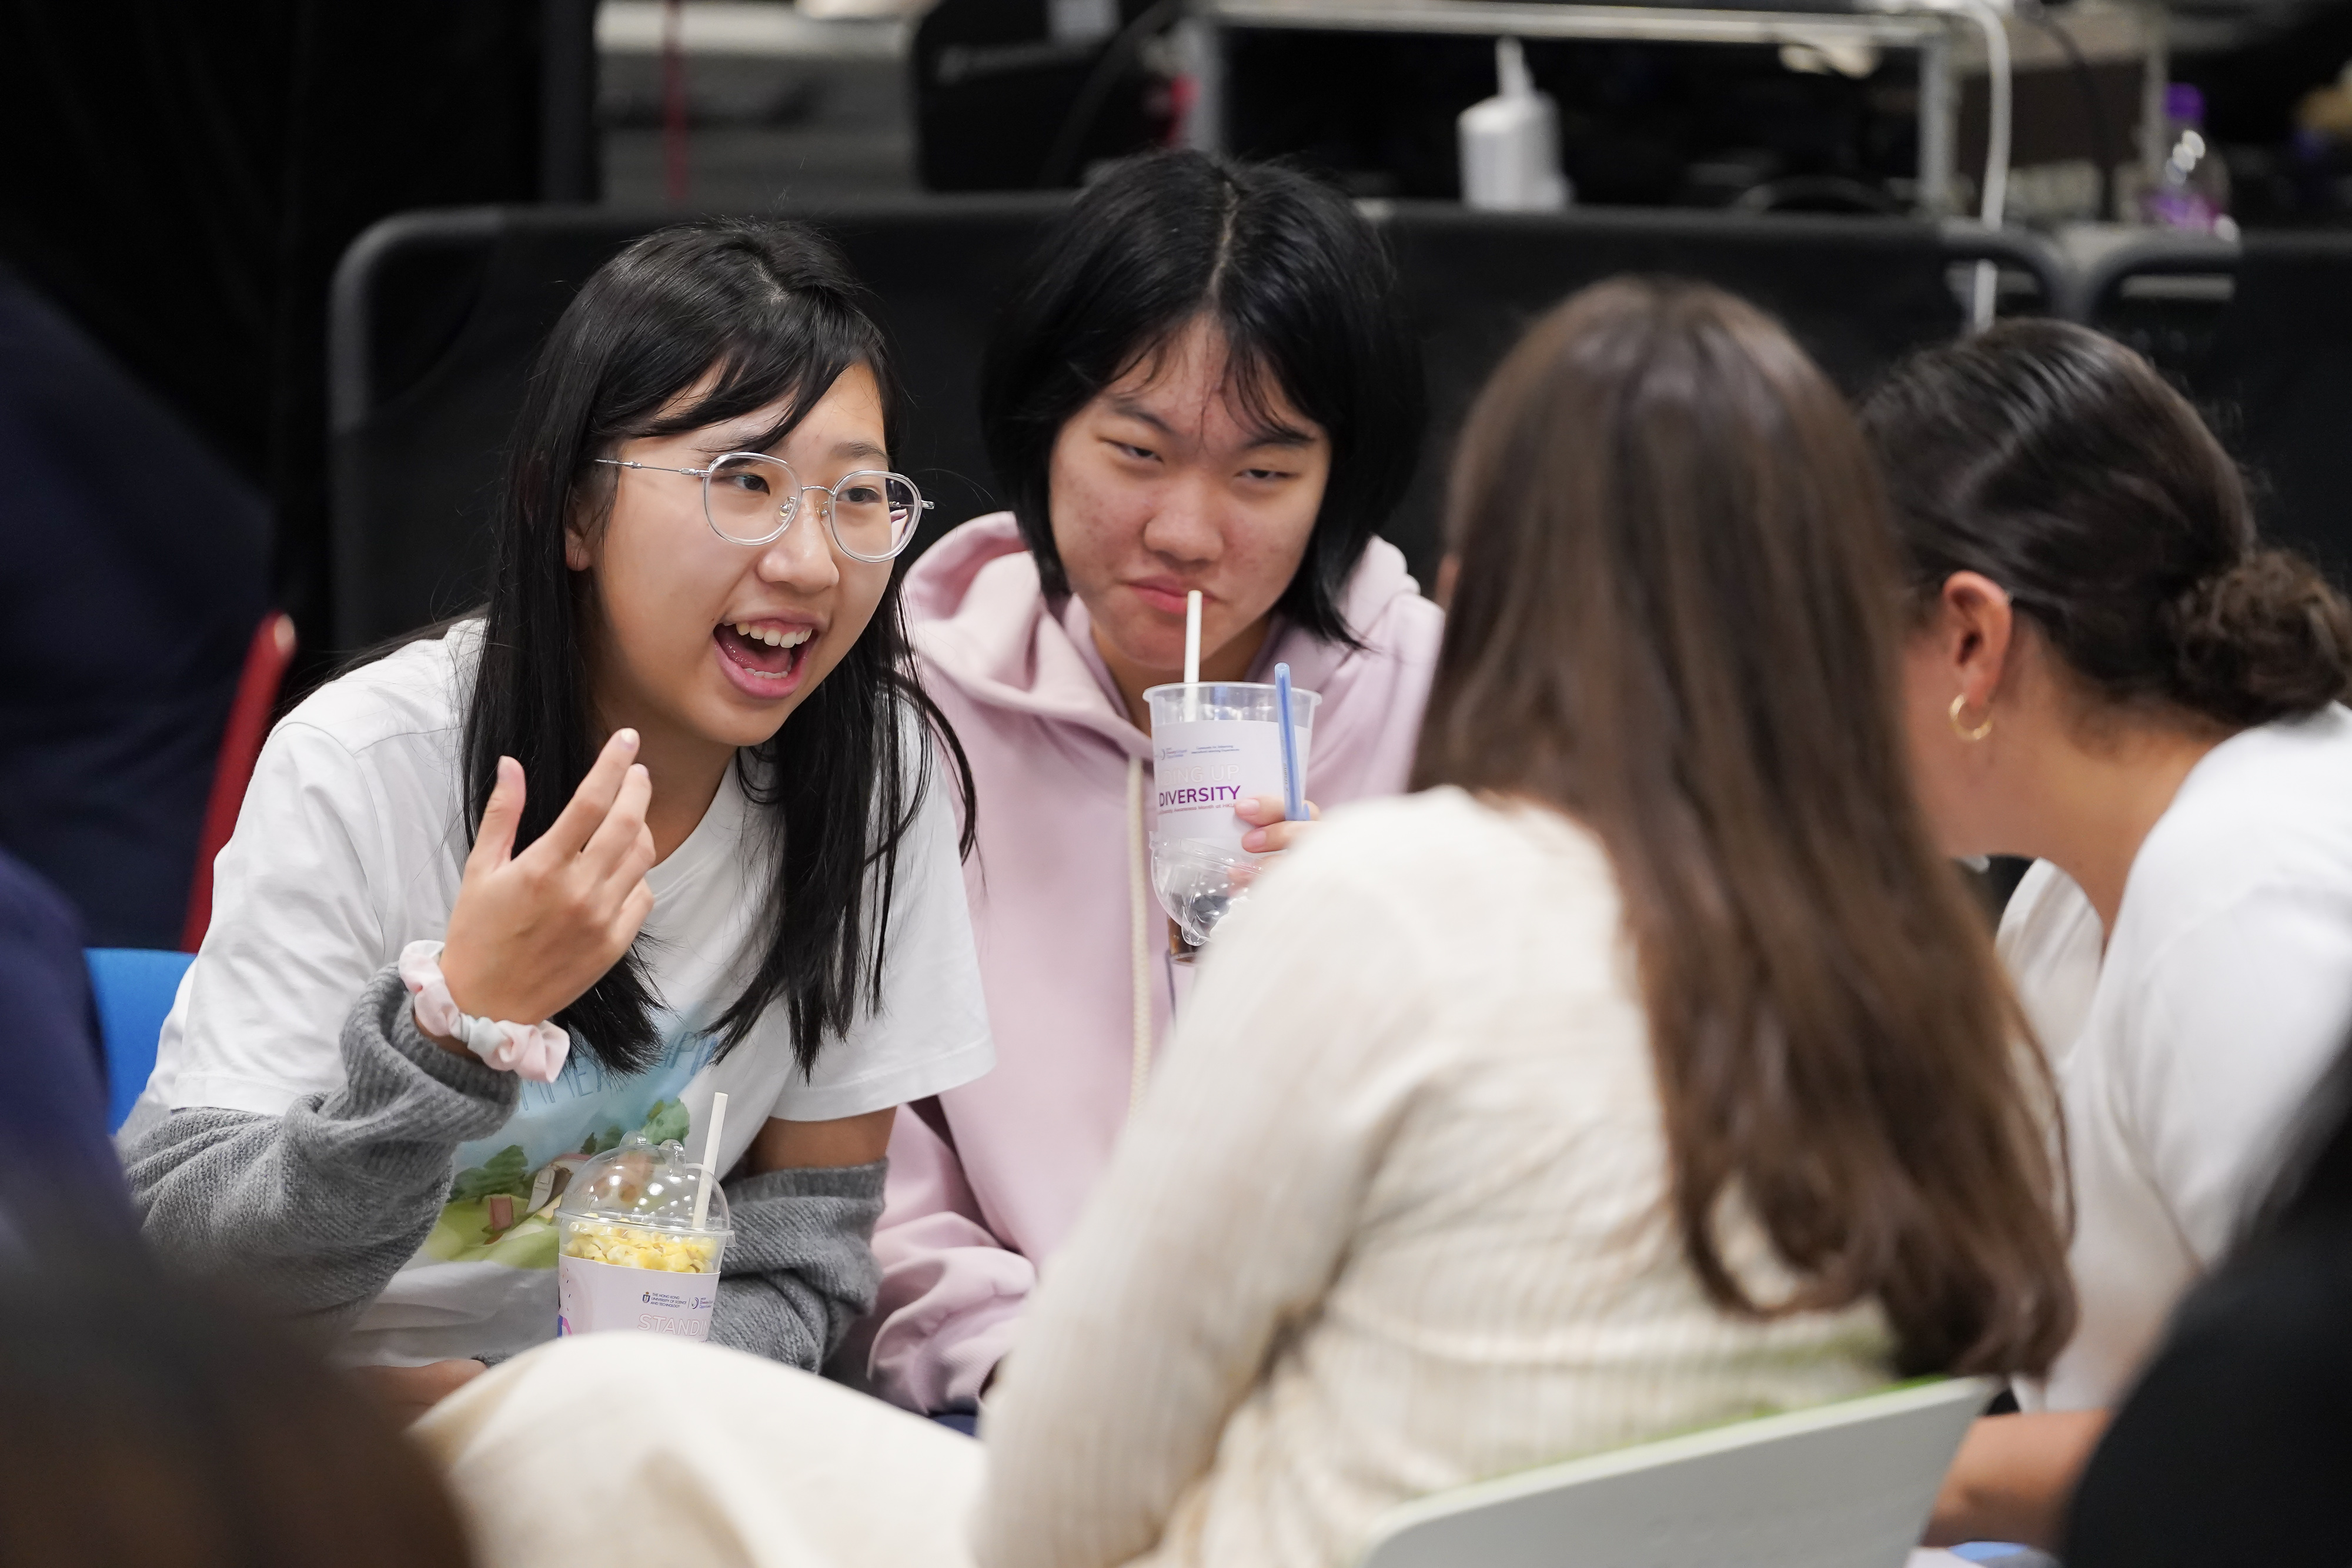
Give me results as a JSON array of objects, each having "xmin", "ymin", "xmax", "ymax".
[{"xmin": 555, "ymin": 1131, "xmax": 731, "ymax": 1342}]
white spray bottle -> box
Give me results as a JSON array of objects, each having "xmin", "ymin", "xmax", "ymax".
[{"xmin": 1457, "ymin": 38, "xmax": 1570, "ymax": 212}]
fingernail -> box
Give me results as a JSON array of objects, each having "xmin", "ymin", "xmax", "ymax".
[
  {"xmin": 1241, "ymin": 829, "xmax": 1267, "ymax": 851},
  {"xmin": 615, "ymin": 728, "xmax": 638, "ymax": 748}
]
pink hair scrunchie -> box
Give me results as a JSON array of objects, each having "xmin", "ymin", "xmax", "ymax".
[{"xmin": 397, "ymin": 940, "xmax": 570, "ymax": 1084}]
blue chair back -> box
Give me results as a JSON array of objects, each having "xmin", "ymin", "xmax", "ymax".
[{"xmin": 84, "ymin": 948, "xmax": 194, "ymax": 1133}]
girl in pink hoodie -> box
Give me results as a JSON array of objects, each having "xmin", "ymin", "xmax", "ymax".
[{"xmin": 846, "ymin": 152, "xmax": 1442, "ymax": 1414}]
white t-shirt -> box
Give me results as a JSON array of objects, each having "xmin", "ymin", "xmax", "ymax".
[
  {"xmin": 133, "ymin": 622, "xmax": 994, "ymax": 1365},
  {"xmin": 2001, "ymin": 705, "xmax": 2352, "ymax": 1409}
]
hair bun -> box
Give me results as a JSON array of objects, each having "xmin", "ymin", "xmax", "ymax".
[{"xmin": 2166, "ymin": 549, "xmax": 2352, "ymax": 726}]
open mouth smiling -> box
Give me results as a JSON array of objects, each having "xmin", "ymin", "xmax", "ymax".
[{"xmin": 714, "ymin": 620, "xmax": 816, "ymax": 688}]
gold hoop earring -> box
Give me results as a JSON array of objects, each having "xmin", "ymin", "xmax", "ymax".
[{"xmin": 1949, "ymin": 693, "xmax": 1993, "ymax": 743}]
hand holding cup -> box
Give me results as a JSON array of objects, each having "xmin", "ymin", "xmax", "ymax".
[{"xmin": 1237, "ymin": 794, "xmax": 1322, "ymax": 855}]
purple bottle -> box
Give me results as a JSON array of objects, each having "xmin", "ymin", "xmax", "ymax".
[{"xmin": 2143, "ymin": 83, "xmax": 2234, "ymax": 234}]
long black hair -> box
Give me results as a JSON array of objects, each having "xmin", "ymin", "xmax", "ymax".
[
  {"xmin": 1862, "ymin": 320, "xmax": 2352, "ymax": 727},
  {"xmin": 465, "ymin": 217, "xmax": 971, "ymax": 1076},
  {"xmin": 978, "ymin": 150, "xmax": 1425, "ymax": 644}
]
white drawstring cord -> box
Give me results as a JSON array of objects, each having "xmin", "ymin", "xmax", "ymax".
[{"xmin": 1125, "ymin": 755, "xmax": 1154, "ymax": 1116}]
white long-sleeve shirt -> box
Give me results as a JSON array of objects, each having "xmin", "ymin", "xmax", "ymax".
[
  {"xmin": 2002, "ymin": 707, "xmax": 2352, "ymax": 1410},
  {"xmin": 974, "ymin": 787, "xmax": 1893, "ymax": 1568}
]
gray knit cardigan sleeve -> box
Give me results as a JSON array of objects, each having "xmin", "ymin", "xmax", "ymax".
[
  {"xmin": 123, "ymin": 965, "xmax": 890, "ymax": 1369},
  {"xmin": 123, "ymin": 964, "xmax": 517, "ymax": 1333},
  {"xmin": 709, "ymin": 1160, "xmax": 888, "ymax": 1368}
]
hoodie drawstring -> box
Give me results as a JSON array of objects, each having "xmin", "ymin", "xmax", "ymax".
[{"xmin": 1125, "ymin": 755, "xmax": 1154, "ymax": 1116}]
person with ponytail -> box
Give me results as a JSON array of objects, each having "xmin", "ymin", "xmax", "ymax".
[
  {"xmin": 1862, "ymin": 320, "xmax": 2352, "ymax": 1548},
  {"xmin": 119, "ymin": 219, "xmax": 993, "ymax": 1411}
]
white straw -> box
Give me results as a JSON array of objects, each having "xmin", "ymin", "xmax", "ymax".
[
  {"xmin": 1183, "ymin": 590, "xmax": 1202, "ymax": 685},
  {"xmin": 691, "ymin": 1090, "xmax": 728, "ymax": 1231}
]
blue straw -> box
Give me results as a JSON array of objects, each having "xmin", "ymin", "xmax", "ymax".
[{"xmin": 1274, "ymin": 663, "xmax": 1306, "ymax": 823}]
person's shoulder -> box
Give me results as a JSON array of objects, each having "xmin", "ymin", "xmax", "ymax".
[
  {"xmin": 1338, "ymin": 536, "xmax": 1444, "ymax": 668},
  {"xmin": 1244, "ymin": 793, "xmax": 1631, "ymax": 1046},
  {"xmin": 2174, "ymin": 705, "xmax": 2352, "ymax": 811},
  {"xmin": 2129, "ymin": 706, "xmax": 2352, "ymax": 920},
  {"xmin": 1294, "ymin": 785, "xmax": 1468, "ymax": 852},
  {"xmin": 1285, "ymin": 787, "xmax": 1612, "ymax": 908},
  {"xmin": 276, "ymin": 622, "xmax": 476, "ymax": 758},
  {"xmin": 901, "ymin": 513, "xmax": 1037, "ymax": 631},
  {"xmin": 1360, "ymin": 587, "xmax": 1445, "ymax": 671}
]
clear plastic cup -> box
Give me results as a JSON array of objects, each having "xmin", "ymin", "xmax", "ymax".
[
  {"xmin": 554, "ymin": 1132, "xmax": 731, "ymax": 1341},
  {"xmin": 1145, "ymin": 680, "xmax": 1319, "ymax": 945}
]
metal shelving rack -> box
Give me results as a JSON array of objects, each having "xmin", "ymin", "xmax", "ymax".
[{"xmin": 1177, "ymin": 0, "xmax": 1966, "ymax": 213}]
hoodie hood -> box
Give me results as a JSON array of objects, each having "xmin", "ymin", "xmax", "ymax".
[{"xmin": 906, "ymin": 512, "xmax": 1433, "ymax": 757}]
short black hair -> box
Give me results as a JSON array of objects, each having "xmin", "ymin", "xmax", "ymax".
[{"xmin": 978, "ymin": 151, "xmax": 1425, "ymax": 644}]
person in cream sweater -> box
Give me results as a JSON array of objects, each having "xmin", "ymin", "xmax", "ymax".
[{"xmin": 413, "ymin": 278, "xmax": 2076, "ymax": 1568}]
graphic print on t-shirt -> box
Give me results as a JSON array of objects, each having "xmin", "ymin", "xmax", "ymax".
[{"xmin": 420, "ymin": 1019, "xmax": 720, "ymax": 1272}]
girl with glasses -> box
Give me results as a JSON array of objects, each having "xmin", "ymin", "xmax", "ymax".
[{"xmin": 120, "ymin": 219, "xmax": 993, "ymax": 1412}]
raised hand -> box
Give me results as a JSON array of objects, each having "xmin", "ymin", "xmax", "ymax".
[{"xmin": 433, "ymin": 729, "xmax": 660, "ymax": 1039}]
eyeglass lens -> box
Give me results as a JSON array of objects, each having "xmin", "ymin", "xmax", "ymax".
[
  {"xmin": 830, "ymin": 472, "xmax": 922, "ymax": 559},
  {"xmin": 704, "ymin": 453, "xmax": 919, "ymax": 559}
]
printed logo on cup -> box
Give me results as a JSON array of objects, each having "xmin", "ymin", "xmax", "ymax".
[
  {"xmin": 1145, "ymin": 683, "xmax": 1318, "ymax": 858},
  {"xmin": 557, "ymin": 1252, "xmax": 723, "ymax": 1341}
]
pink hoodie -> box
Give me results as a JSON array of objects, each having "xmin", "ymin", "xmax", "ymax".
[{"xmin": 843, "ymin": 513, "xmax": 1443, "ymax": 1413}]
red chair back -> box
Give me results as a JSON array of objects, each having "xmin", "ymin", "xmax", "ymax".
[{"xmin": 181, "ymin": 613, "xmax": 298, "ymax": 952}]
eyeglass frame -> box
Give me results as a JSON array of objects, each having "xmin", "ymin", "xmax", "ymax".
[{"xmin": 592, "ymin": 452, "xmax": 934, "ymax": 561}]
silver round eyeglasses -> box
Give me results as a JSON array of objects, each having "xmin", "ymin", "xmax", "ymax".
[{"xmin": 594, "ymin": 452, "xmax": 933, "ymax": 561}]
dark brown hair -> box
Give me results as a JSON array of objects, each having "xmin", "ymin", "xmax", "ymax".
[
  {"xmin": 1415, "ymin": 278, "xmax": 2075, "ymax": 1377},
  {"xmin": 1862, "ymin": 319, "xmax": 2352, "ymax": 727},
  {"xmin": 0, "ymin": 1221, "xmax": 472, "ymax": 1568}
]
